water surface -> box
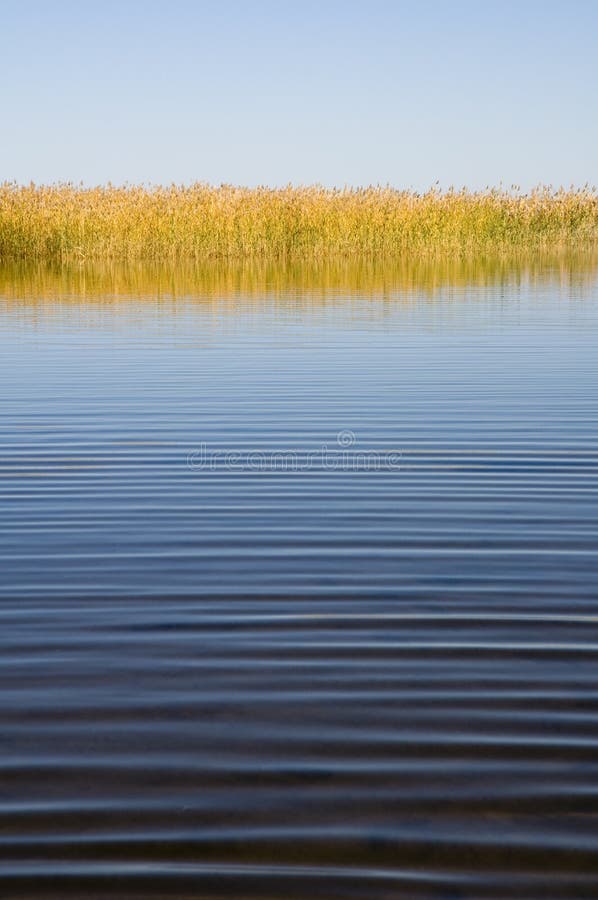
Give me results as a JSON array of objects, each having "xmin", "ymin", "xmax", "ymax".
[{"xmin": 2, "ymin": 256, "xmax": 598, "ymax": 898}]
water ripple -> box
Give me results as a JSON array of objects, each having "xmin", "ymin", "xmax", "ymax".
[{"xmin": 1, "ymin": 261, "xmax": 598, "ymax": 897}]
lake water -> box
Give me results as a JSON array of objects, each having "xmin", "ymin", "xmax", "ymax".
[{"xmin": 2, "ymin": 256, "xmax": 598, "ymax": 898}]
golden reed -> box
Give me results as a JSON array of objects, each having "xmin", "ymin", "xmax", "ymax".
[{"xmin": 1, "ymin": 183, "xmax": 597, "ymax": 261}]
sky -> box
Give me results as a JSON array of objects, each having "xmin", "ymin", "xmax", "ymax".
[{"xmin": 1, "ymin": 0, "xmax": 596, "ymax": 190}]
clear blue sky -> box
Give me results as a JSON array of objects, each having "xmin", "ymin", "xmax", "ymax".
[{"xmin": 1, "ymin": 0, "xmax": 596, "ymax": 189}]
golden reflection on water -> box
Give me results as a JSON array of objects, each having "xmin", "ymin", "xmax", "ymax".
[{"xmin": 1, "ymin": 250, "xmax": 598, "ymax": 308}]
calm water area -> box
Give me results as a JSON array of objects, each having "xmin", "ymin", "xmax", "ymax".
[{"xmin": 1, "ymin": 255, "xmax": 598, "ymax": 898}]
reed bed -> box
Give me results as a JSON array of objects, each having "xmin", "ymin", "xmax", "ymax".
[{"xmin": 1, "ymin": 183, "xmax": 597, "ymax": 261}]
